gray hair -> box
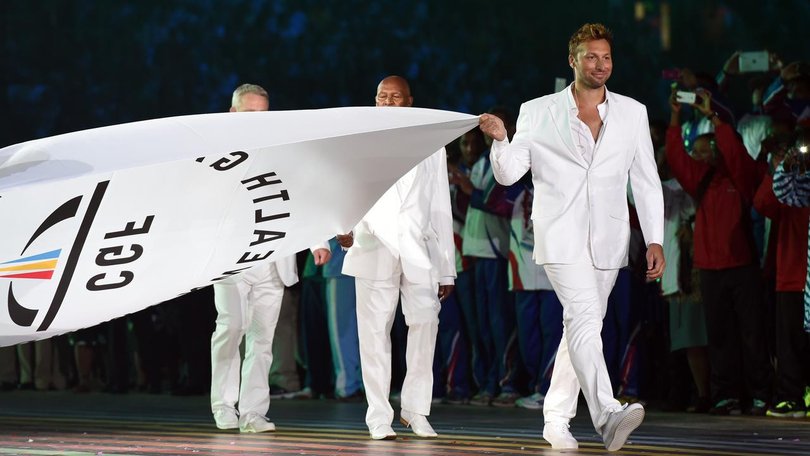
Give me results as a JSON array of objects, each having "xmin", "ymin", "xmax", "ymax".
[{"xmin": 231, "ymin": 83, "xmax": 269, "ymax": 109}]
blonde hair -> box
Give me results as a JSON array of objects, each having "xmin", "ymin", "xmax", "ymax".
[
  {"xmin": 231, "ymin": 83, "xmax": 269, "ymax": 109},
  {"xmin": 568, "ymin": 23, "xmax": 613, "ymax": 57}
]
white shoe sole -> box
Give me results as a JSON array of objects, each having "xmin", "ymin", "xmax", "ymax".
[
  {"xmin": 605, "ymin": 407, "xmax": 645, "ymax": 451},
  {"xmin": 215, "ymin": 422, "xmax": 238, "ymax": 430}
]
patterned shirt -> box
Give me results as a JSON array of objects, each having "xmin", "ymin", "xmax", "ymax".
[{"xmin": 773, "ymin": 162, "xmax": 810, "ymax": 332}]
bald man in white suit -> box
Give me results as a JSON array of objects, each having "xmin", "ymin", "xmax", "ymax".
[
  {"xmin": 479, "ymin": 24, "xmax": 665, "ymax": 452},
  {"xmin": 340, "ymin": 75, "xmax": 456, "ymax": 441}
]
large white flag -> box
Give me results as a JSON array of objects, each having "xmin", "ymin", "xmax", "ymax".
[{"xmin": 0, "ymin": 107, "xmax": 478, "ymax": 346}]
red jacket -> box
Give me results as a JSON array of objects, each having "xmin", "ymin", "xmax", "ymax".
[
  {"xmin": 665, "ymin": 123, "xmax": 764, "ymax": 269},
  {"xmin": 753, "ymin": 174, "xmax": 810, "ymax": 291}
]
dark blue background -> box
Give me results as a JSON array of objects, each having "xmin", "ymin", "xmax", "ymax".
[{"xmin": 2, "ymin": 0, "xmax": 807, "ymax": 146}]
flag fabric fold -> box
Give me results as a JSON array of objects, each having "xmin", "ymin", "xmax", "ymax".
[{"xmin": 0, "ymin": 107, "xmax": 478, "ymax": 346}]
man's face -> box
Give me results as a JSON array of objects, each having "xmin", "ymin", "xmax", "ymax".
[
  {"xmin": 375, "ymin": 80, "xmax": 413, "ymax": 107},
  {"xmin": 232, "ymin": 93, "xmax": 269, "ymax": 112},
  {"xmin": 788, "ymin": 79, "xmax": 810, "ymax": 101},
  {"xmin": 692, "ymin": 136, "xmax": 716, "ymax": 165},
  {"xmin": 459, "ymin": 132, "xmax": 483, "ymax": 166},
  {"xmin": 569, "ymin": 39, "xmax": 612, "ymax": 89}
]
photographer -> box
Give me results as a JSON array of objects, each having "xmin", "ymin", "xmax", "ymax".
[
  {"xmin": 666, "ymin": 88, "xmax": 772, "ymax": 416},
  {"xmin": 773, "ymin": 132, "xmax": 810, "ymax": 343},
  {"xmin": 754, "ymin": 134, "xmax": 810, "ymax": 418}
]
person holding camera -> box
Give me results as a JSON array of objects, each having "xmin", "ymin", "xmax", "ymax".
[
  {"xmin": 773, "ymin": 133, "xmax": 810, "ymax": 419},
  {"xmin": 754, "ymin": 134, "xmax": 810, "ymax": 418},
  {"xmin": 666, "ymin": 88, "xmax": 772, "ymax": 416}
]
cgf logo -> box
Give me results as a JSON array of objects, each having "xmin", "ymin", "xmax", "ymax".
[{"xmin": 3, "ymin": 181, "xmax": 155, "ymax": 332}]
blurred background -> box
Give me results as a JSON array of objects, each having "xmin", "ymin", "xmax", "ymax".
[{"xmin": 1, "ymin": 0, "xmax": 807, "ymax": 146}]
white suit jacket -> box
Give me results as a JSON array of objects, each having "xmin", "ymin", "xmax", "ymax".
[
  {"xmin": 490, "ymin": 87, "xmax": 664, "ymax": 269},
  {"xmin": 342, "ymin": 148, "xmax": 456, "ymax": 285}
]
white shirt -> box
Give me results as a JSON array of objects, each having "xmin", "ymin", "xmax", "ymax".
[{"xmin": 567, "ymin": 84, "xmax": 608, "ymax": 165}]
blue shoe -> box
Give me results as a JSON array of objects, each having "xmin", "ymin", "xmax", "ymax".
[{"xmin": 709, "ymin": 398, "xmax": 741, "ymax": 415}]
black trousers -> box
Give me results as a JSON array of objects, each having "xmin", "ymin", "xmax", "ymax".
[
  {"xmin": 775, "ymin": 291, "xmax": 810, "ymax": 403},
  {"xmin": 700, "ymin": 264, "xmax": 772, "ymax": 402},
  {"xmin": 299, "ymin": 276, "xmax": 334, "ymax": 396}
]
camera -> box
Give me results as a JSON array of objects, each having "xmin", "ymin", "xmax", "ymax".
[
  {"xmin": 738, "ymin": 51, "xmax": 769, "ymax": 73},
  {"xmin": 784, "ymin": 140, "xmax": 810, "ymax": 173},
  {"xmin": 675, "ymin": 91, "xmax": 697, "ymax": 104}
]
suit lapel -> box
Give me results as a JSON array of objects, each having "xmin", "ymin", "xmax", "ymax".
[{"xmin": 548, "ymin": 89, "xmax": 588, "ymax": 169}]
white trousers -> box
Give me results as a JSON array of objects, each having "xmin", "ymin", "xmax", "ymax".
[
  {"xmin": 210, "ymin": 263, "xmax": 285, "ymax": 419},
  {"xmin": 355, "ymin": 267, "xmax": 440, "ymax": 430},
  {"xmin": 542, "ymin": 261, "xmax": 622, "ymax": 434}
]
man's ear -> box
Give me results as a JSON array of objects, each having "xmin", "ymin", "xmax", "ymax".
[
  {"xmin": 568, "ymin": 54, "xmax": 575, "ymax": 68},
  {"xmin": 229, "ymin": 106, "xmax": 237, "ymax": 112}
]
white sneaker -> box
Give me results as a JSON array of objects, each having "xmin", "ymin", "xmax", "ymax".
[
  {"xmin": 602, "ymin": 403, "xmax": 644, "ymax": 452},
  {"xmin": 213, "ymin": 409, "xmax": 238, "ymax": 430},
  {"xmin": 516, "ymin": 392, "xmax": 545, "ymax": 410},
  {"xmin": 542, "ymin": 422, "xmax": 578, "ymax": 449},
  {"xmin": 239, "ymin": 414, "xmax": 276, "ymax": 433},
  {"xmin": 400, "ymin": 409, "xmax": 438, "ymax": 438},
  {"xmin": 369, "ymin": 424, "xmax": 397, "ymax": 440}
]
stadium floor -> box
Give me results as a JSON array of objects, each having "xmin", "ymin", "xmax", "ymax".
[{"xmin": 1, "ymin": 391, "xmax": 808, "ymax": 455}]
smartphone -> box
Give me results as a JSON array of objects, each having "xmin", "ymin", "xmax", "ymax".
[
  {"xmin": 676, "ymin": 91, "xmax": 697, "ymax": 104},
  {"xmin": 738, "ymin": 51, "xmax": 769, "ymax": 73},
  {"xmin": 661, "ymin": 68, "xmax": 681, "ymax": 80}
]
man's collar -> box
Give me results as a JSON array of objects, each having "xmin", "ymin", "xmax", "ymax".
[{"xmin": 567, "ymin": 83, "xmax": 610, "ymax": 110}]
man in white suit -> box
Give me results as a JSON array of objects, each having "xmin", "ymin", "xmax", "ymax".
[
  {"xmin": 339, "ymin": 75, "xmax": 456, "ymax": 440},
  {"xmin": 479, "ymin": 24, "xmax": 665, "ymax": 452},
  {"xmin": 210, "ymin": 84, "xmax": 331, "ymax": 433}
]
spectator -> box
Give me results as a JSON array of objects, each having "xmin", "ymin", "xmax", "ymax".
[
  {"xmin": 772, "ymin": 130, "xmax": 810, "ymax": 418},
  {"xmin": 508, "ymin": 175, "xmax": 563, "ymax": 410},
  {"xmin": 433, "ymin": 131, "xmax": 482, "ymax": 404},
  {"xmin": 323, "ymin": 237, "xmax": 363, "ymax": 401},
  {"xmin": 462, "ymin": 108, "xmax": 521, "ymax": 407},
  {"xmin": 657, "ymin": 149, "xmax": 710, "ymax": 412},
  {"xmin": 754, "ymin": 138, "xmax": 810, "ymax": 418},
  {"xmin": 0, "ymin": 346, "xmax": 18, "ymax": 390},
  {"xmin": 666, "ymin": 88, "xmax": 772, "ymax": 416}
]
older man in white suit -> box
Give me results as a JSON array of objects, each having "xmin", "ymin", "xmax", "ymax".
[
  {"xmin": 339, "ymin": 75, "xmax": 456, "ymax": 440},
  {"xmin": 479, "ymin": 24, "xmax": 665, "ymax": 452},
  {"xmin": 210, "ymin": 84, "xmax": 331, "ymax": 434}
]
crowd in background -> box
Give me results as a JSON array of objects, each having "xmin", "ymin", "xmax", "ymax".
[{"xmin": 2, "ymin": 50, "xmax": 809, "ymax": 420}]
